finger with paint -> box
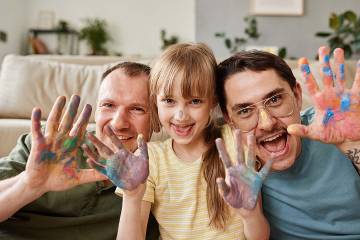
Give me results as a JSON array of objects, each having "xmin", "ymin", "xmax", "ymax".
[
  {"xmin": 215, "ymin": 132, "xmax": 272, "ymax": 210},
  {"xmin": 58, "ymin": 95, "xmax": 81, "ymax": 135},
  {"xmin": 45, "ymin": 96, "xmax": 66, "ymax": 139},
  {"xmin": 318, "ymin": 46, "xmax": 334, "ymax": 89},
  {"xmin": 298, "ymin": 58, "xmax": 320, "ymax": 100},
  {"xmin": 84, "ymin": 130, "xmax": 149, "ymax": 190},
  {"xmin": 334, "ymin": 48, "xmax": 346, "ymax": 93}
]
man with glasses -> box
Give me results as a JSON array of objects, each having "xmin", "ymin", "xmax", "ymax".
[{"xmin": 216, "ymin": 47, "xmax": 360, "ymax": 239}]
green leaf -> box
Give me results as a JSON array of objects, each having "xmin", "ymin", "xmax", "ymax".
[
  {"xmin": 215, "ymin": 32, "xmax": 225, "ymax": 37},
  {"xmin": 225, "ymin": 38, "xmax": 232, "ymax": 49},
  {"xmin": 343, "ymin": 44, "xmax": 353, "ymax": 59},
  {"xmin": 344, "ymin": 10, "xmax": 357, "ymax": 23},
  {"xmin": 0, "ymin": 31, "xmax": 7, "ymax": 42},
  {"xmin": 315, "ymin": 32, "xmax": 332, "ymax": 37},
  {"xmin": 278, "ymin": 47, "xmax": 287, "ymax": 59},
  {"xmin": 329, "ymin": 13, "xmax": 340, "ymax": 30},
  {"xmin": 234, "ymin": 37, "xmax": 247, "ymax": 44}
]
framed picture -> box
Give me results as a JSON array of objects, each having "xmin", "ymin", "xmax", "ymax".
[
  {"xmin": 250, "ymin": 0, "xmax": 304, "ymax": 16},
  {"xmin": 37, "ymin": 11, "xmax": 55, "ymax": 29}
]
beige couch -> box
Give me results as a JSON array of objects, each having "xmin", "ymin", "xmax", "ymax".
[
  {"xmin": 0, "ymin": 54, "xmax": 357, "ymax": 157},
  {"xmin": 0, "ymin": 54, "xmax": 155, "ymax": 157}
]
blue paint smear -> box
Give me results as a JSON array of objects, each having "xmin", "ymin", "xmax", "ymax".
[
  {"xmin": 106, "ymin": 166, "xmax": 125, "ymax": 189},
  {"xmin": 323, "ymin": 108, "xmax": 334, "ymax": 126},
  {"xmin": 301, "ymin": 64, "xmax": 311, "ymax": 75},
  {"xmin": 324, "ymin": 55, "xmax": 330, "ymax": 63},
  {"xmin": 340, "ymin": 94, "xmax": 351, "ymax": 112},
  {"xmin": 64, "ymin": 157, "xmax": 75, "ymax": 167},
  {"xmin": 323, "ymin": 66, "xmax": 332, "ymax": 77},
  {"xmin": 339, "ymin": 64, "xmax": 345, "ymax": 80},
  {"xmin": 40, "ymin": 150, "xmax": 56, "ymax": 162}
]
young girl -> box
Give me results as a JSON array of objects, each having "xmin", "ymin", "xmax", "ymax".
[{"xmin": 85, "ymin": 43, "xmax": 270, "ymax": 239}]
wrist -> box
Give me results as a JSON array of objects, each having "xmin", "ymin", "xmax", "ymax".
[
  {"xmin": 18, "ymin": 172, "xmax": 46, "ymax": 199},
  {"xmin": 236, "ymin": 200, "xmax": 263, "ymax": 219}
]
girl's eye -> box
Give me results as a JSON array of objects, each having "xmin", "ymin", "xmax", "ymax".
[
  {"xmin": 162, "ymin": 98, "xmax": 175, "ymax": 104},
  {"xmin": 191, "ymin": 99, "xmax": 202, "ymax": 105}
]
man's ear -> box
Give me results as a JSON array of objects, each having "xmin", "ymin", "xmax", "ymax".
[{"xmin": 293, "ymin": 82, "xmax": 303, "ymax": 111}]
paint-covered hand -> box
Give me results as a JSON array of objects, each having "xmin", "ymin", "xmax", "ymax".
[
  {"xmin": 215, "ymin": 130, "xmax": 272, "ymax": 210},
  {"xmin": 83, "ymin": 126, "xmax": 149, "ymax": 191},
  {"xmin": 25, "ymin": 95, "xmax": 106, "ymax": 193},
  {"xmin": 288, "ymin": 46, "xmax": 360, "ymax": 146}
]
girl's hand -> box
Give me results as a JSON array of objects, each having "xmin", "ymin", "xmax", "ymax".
[
  {"xmin": 288, "ymin": 46, "xmax": 360, "ymax": 147},
  {"xmin": 83, "ymin": 125, "xmax": 149, "ymax": 191},
  {"xmin": 215, "ymin": 130, "xmax": 272, "ymax": 210},
  {"xmin": 25, "ymin": 95, "xmax": 106, "ymax": 194}
]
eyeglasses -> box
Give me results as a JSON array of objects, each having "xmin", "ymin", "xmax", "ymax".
[{"xmin": 230, "ymin": 92, "xmax": 295, "ymax": 132}]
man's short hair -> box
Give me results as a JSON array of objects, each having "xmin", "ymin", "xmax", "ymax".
[
  {"xmin": 216, "ymin": 50, "xmax": 297, "ymax": 114},
  {"xmin": 101, "ymin": 62, "xmax": 151, "ymax": 81}
]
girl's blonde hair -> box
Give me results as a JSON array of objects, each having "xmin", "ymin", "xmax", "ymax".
[{"xmin": 150, "ymin": 42, "xmax": 229, "ymax": 229}]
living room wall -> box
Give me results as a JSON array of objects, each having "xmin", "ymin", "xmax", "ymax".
[
  {"xmin": 0, "ymin": 0, "xmax": 28, "ymax": 62},
  {"xmin": 196, "ymin": 0, "xmax": 360, "ymax": 60},
  {"xmin": 25, "ymin": 0, "xmax": 195, "ymax": 57}
]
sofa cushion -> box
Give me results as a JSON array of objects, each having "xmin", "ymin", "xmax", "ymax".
[{"xmin": 0, "ymin": 55, "xmax": 112, "ymax": 122}]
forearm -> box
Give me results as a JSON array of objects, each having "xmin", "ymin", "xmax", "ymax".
[
  {"xmin": 337, "ymin": 141, "xmax": 360, "ymax": 173},
  {"xmin": 0, "ymin": 174, "xmax": 20, "ymax": 191},
  {"xmin": 0, "ymin": 172, "xmax": 44, "ymax": 222},
  {"xmin": 238, "ymin": 201, "xmax": 269, "ymax": 240},
  {"xmin": 117, "ymin": 196, "xmax": 146, "ymax": 240}
]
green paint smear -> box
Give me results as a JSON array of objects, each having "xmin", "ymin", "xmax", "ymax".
[
  {"xmin": 63, "ymin": 137, "xmax": 78, "ymax": 152},
  {"xmin": 40, "ymin": 150, "xmax": 56, "ymax": 162}
]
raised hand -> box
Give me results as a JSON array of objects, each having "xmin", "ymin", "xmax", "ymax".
[
  {"xmin": 288, "ymin": 46, "xmax": 360, "ymax": 145},
  {"xmin": 24, "ymin": 95, "xmax": 106, "ymax": 193},
  {"xmin": 215, "ymin": 130, "xmax": 272, "ymax": 210},
  {"xmin": 83, "ymin": 125, "xmax": 149, "ymax": 191}
]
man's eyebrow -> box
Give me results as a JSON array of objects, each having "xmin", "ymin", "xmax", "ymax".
[{"xmin": 231, "ymin": 88, "xmax": 285, "ymax": 111}]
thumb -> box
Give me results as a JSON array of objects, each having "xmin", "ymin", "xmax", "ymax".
[
  {"xmin": 216, "ymin": 177, "xmax": 230, "ymax": 199},
  {"xmin": 287, "ymin": 124, "xmax": 309, "ymax": 138},
  {"xmin": 137, "ymin": 134, "xmax": 149, "ymax": 160}
]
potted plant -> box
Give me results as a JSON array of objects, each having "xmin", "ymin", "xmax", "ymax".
[
  {"xmin": 215, "ymin": 16, "xmax": 260, "ymax": 54},
  {"xmin": 79, "ymin": 18, "xmax": 111, "ymax": 55},
  {"xmin": 316, "ymin": 10, "xmax": 360, "ymax": 59},
  {"xmin": 160, "ymin": 29, "xmax": 178, "ymax": 50}
]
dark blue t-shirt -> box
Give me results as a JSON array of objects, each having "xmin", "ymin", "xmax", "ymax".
[{"xmin": 262, "ymin": 108, "xmax": 360, "ymax": 240}]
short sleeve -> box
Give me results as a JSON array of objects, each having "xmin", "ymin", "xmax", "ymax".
[{"xmin": 0, "ymin": 133, "xmax": 31, "ymax": 180}]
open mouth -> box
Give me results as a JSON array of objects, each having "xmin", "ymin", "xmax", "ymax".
[
  {"xmin": 116, "ymin": 135, "xmax": 132, "ymax": 141},
  {"xmin": 171, "ymin": 123, "xmax": 195, "ymax": 137},
  {"xmin": 258, "ymin": 131, "xmax": 289, "ymax": 157}
]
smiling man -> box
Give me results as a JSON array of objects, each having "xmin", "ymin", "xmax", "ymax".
[
  {"xmin": 216, "ymin": 48, "xmax": 360, "ymax": 239},
  {"xmin": 0, "ymin": 62, "xmax": 159, "ymax": 240}
]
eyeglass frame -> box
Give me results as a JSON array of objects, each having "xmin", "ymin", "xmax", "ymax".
[{"xmin": 228, "ymin": 91, "xmax": 296, "ymax": 132}]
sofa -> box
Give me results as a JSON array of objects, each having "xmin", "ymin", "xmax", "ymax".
[{"xmin": 0, "ymin": 54, "xmax": 358, "ymax": 157}]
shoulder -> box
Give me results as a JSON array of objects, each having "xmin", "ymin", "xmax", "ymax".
[
  {"xmin": 147, "ymin": 139, "xmax": 172, "ymax": 156},
  {"xmin": 0, "ymin": 133, "xmax": 31, "ymax": 180}
]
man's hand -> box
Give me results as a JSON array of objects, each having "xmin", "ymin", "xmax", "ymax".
[
  {"xmin": 83, "ymin": 125, "xmax": 149, "ymax": 191},
  {"xmin": 288, "ymin": 47, "xmax": 360, "ymax": 147},
  {"xmin": 215, "ymin": 130, "xmax": 272, "ymax": 210},
  {"xmin": 23, "ymin": 95, "xmax": 107, "ymax": 194}
]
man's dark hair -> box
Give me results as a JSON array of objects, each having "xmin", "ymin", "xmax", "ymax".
[
  {"xmin": 101, "ymin": 61, "xmax": 151, "ymax": 81},
  {"xmin": 216, "ymin": 50, "xmax": 297, "ymax": 114}
]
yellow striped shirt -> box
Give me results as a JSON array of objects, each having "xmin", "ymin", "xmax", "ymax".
[{"xmin": 143, "ymin": 125, "xmax": 245, "ymax": 240}]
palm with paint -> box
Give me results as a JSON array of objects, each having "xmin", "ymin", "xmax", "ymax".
[
  {"xmin": 215, "ymin": 130, "xmax": 272, "ymax": 210},
  {"xmin": 83, "ymin": 125, "xmax": 149, "ymax": 191},
  {"xmin": 25, "ymin": 95, "xmax": 106, "ymax": 192},
  {"xmin": 288, "ymin": 46, "xmax": 360, "ymax": 147}
]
